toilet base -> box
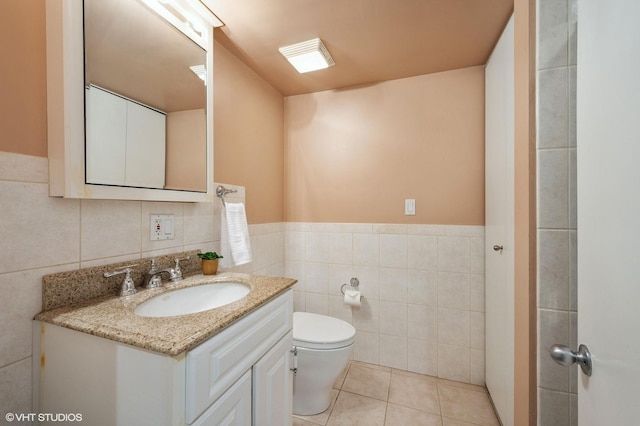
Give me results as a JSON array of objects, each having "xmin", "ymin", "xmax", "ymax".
[
  {"xmin": 293, "ymin": 386, "xmax": 333, "ymax": 416},
  {"xmin": 292, "ymin": 345, "xmax": 352, "ymax": 416}
]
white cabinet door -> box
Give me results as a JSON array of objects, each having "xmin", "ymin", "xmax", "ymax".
[
  {"xmin": 193, "ymin": 370, "xmax": 252, "ymax": 426},
  {"xmin": 125, "ymin": 100, "xmax": 166, "ymax": 189},
  {"xmin": 253, "ymin": 331, "xmax": 293, "ymax": 426},
  {"xmin": 85, "ymin": 85, "xmax": 166, "ymax": 189},
  {"xmin": 85, "ymin": 86, "xmax": 127, "ymax": 185},
  {"xmin": 484, "ymin": 15, "xmax": 514, "ymax": 426},
  {"xmin": 186, "ymin": 291, "xmax": 293, "ymax": 424}
]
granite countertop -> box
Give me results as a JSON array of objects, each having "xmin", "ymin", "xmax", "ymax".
[{"xmin": 35, "ymin": 273, "xmax": 296, "ymax": 356}]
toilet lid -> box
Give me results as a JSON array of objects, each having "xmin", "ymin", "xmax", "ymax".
[{"xmin": 293, "ymin": 312, "xmax": 356, "ymax": 350}]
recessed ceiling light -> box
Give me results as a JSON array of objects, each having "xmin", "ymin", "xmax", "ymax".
[{"xmin": 279, "ymin": 38, "xmax": 335, "ymax": 73}]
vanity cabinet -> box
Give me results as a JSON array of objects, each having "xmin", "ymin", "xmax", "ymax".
[
  {"xmin": 34, "ymin": 290, "xmax": 293, "ymax": 425},
  {"xmin": 85, "ymin": 85, "xmax": 166, "ymax": 189}
]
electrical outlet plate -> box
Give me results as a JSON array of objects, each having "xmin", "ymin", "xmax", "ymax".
[
  {"xmin": 150, "ymin": 214, "xmax": 175, "ymax": 241},
  {"xmin": 405, "ymin": 199, "xmax": 416, "ymax": 216}
]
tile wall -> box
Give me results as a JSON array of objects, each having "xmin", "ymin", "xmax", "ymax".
[
  {"xmin": 284, "ymin": 223, "xmax": 486, "ymax": 385},
  {"xmin": 0, "ymin": 151, "xmax": 485, "ymax": 416},
  {"xmin": 536, "ymin": 0, "xmax": 578, "ymax": 424},
  {"xmin": 0, "ymin": 151, "xmax": 283, "ymax": 418}
]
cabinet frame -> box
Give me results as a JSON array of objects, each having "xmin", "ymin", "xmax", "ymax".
[{"xmin": 46, "ymin": 0, "xmax": 217, "ymax": 202}]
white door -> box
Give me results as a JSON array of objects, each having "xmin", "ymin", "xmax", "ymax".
[
  {"xmin": 485, "ymin": 15, "xmax": 514, "ymax": 426},
  {"xmin": 576, "ymin": 0, "xmax": 640, "ymax": 423}
]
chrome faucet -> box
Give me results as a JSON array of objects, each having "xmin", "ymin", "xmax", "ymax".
[{"xmin": 145, "ymin": 267, "xmax": 181, "ymax": 288}]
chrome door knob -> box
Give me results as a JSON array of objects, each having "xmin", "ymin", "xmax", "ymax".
[
  {"xmin": 493, "ymin": 244, "xmax": 503, "ymax": 253},
  {"xmin": 550, "ymin": 344, "xmax": 593, "ymax": 376}
]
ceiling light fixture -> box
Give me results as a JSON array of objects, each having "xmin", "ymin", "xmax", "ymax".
[
  {"xmin": 139, "ymin": 0, "xmax": 223, "ymax": 50},
  {"xmin": 278, "ymin": 38, "xmax": 335, "ymax": 73}
]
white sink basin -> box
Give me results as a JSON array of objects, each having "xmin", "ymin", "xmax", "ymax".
[{"xmin": 135, "ymin": 282, "xmax": 250, "ymax": 317}]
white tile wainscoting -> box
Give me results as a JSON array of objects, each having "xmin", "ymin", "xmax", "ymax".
[{"xmin": 285, "ymin": 222, "xmax": 486, "ymax": 385}]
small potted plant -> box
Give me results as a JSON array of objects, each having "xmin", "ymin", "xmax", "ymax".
[{"xmin": 198, "ymin": 252, "xmax": 224, "ymax": 275}]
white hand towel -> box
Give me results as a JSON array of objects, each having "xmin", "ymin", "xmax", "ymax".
[{"xmin": 220, "ymin": 202, "xmax": 252, "ymax": 268}]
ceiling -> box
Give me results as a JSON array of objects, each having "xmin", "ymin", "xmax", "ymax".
[
  {"xmin": 203, "ymin": 0, "xmax": 514, "ymax": 96},
  {"xmin": 85, "ymin": 0, "xmax": 206, "ymax": 113}
]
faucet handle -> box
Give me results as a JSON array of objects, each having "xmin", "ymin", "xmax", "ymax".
[
  {"xmin": 148, "ymin": 259, "xmax": 158, "ymax": 274},
  {"xmin": 103, "ymin": 265, "xmax": 138, "ymax": 297},
  {"xmin": 104, "ymin": 265, "xmax": 137, "ymax": 278},
  {"xmin": 174, "ymin": 256, "xmax": 190, "ymax": 280}
]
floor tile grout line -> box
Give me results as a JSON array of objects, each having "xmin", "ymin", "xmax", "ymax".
[
  {"xmin": 436, "ymin": 381, "xmax": 443, "ymax": 418},
  {"xmin": 323, "ymin": 389, "xmax": 340, "ymax": 425},
  {"xmin": 438, "ymin": 379, "xmax": 490, "ymax": 395},
  {"xmin": 386, "ymin": 365, "xmax": 392, "ymax": 402}
]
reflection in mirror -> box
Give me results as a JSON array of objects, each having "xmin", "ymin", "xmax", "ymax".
[{"xmin": 84, "ymin": 0, "xmax": 207, "ymax": 192}]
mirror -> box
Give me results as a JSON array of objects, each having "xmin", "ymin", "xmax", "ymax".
[
  {"xmin": 84, "ymin": 0, "xmax": 207, "ymax": 192},
  {"xmin": 46, "ymin": 0, "xmax": 222, "ymax": 202}
]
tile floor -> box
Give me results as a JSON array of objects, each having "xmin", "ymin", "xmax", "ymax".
[{"xmin": 293, "ymin": 361, "xmax": 500, "ymax": 426}]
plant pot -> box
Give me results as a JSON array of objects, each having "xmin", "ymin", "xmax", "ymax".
[{"xmin": 201, "ymin": 259, "xmax": 219, "ymax": 275}]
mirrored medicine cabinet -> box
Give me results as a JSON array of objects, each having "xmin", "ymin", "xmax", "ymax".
[{"xmin": 46, "ymin": 0, "xmax": 222, "ymax": 202}]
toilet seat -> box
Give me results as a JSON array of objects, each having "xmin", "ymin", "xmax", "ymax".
[{"xmin": 293, "ymin": 312, "xmax": 356, "ymax": 350}]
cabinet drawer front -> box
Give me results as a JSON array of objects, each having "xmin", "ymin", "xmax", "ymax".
[{"xmin": 186, "ymin": 290, "xmax": 292, "ymax": 424}]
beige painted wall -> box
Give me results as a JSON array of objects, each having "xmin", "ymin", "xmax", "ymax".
[
  {"xmin": 0, "ymin": 0, "xmax": 47, "ymax": 157},
  {"xmin": 165, "ymin": 109, "xmax": 207, "ymax": 192},
  {"xmin": 285, "ymin": 66, "xmax": 485, "ymax": 225},
  {"xmin": 213, "ymin": 41, "xmax": 285, "ymax": 224}
]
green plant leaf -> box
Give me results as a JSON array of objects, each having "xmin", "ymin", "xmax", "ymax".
[{"xmin": 197, "ymin": 251, "xmax": 223, "ymax": 259}]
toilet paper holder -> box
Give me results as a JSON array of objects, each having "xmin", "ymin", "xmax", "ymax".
[{"xmin": 340, "ymin": 277, "xmax": 364, "ymax": 298}]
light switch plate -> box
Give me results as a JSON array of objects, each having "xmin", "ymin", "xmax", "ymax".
[
  {"xmin": 150, "ymin": 214, "xmax": 175, "ymax": 241},
  {"xmin": 405, "ymin": 199, "xmax": 416, "ymax": 216}
]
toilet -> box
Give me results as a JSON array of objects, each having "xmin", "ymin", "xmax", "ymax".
[{"xmin": 292, "ymin": 312, "xmax": 356, "ymax": 416}]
